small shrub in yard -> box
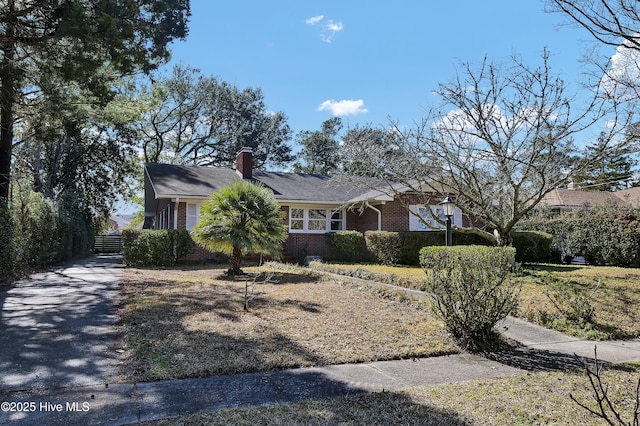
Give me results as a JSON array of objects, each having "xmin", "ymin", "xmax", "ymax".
[
  {"xmin": 420, "ymin": 245, "xmax": 520, "ymax": 351},
  {"xmin": 365, "ymin": 231, "xmax": 402, "ymax": 265},
  {"xmin": 328, "ymin": 231, "xmax": 365, "ymax": 261}
]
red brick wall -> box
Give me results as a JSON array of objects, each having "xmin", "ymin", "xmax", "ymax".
[
  {"xmin": 284, "ymin": 233, "xmax": 333, "ymax": 259},
  {"xmin": 155, "ymin": 194, "xmax": 475, "ymax": 261},
  {"xmin": 177, "ymin": 202, "xmax": 187, "ymax": 230},
  {"xmin": 349, "ymin": 194, "xmax": 474, "ymax": 231}
]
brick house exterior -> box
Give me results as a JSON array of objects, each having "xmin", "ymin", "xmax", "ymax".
[{"xmin": 144, "ymin": 148, "xmax": 466, "ymax": 260}]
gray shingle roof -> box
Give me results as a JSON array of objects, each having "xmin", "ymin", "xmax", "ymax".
[
  {"xmin": 145, "ymin": 163, "xmax": 239, "ymax": 198},
  {"xmin": 145, "ymin": 163, "xmax": 374, "ymax": 204}
]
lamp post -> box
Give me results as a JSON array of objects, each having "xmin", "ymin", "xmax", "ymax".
[{"xmin": 441, "ymin": 196, "xmax": 455, "ymax": 246}]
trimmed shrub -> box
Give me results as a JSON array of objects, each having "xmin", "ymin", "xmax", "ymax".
[
  {"xmin": 420, "ymin": 245, "xmax": 520, "ymax": 351},
  {"xmin": 328, "ymin": 230, "xmax": 365, "ymax": 261},
  {"xmin": 570, "ymin": 207, "xmax": 640, "ymax": 267},
  {"xmin": 123, "ymin": 229, "xmax": 194, "ymax": 267},
  {"xmin": 399, "ymin": 229, "xmax": 494, "ymax": 265},
  {"xmin": 365, "ymin": 229, "xmax": 495, "ymax": 266},
  {"xmin": 365, "ymin": 231, "xmax": 402, "ymax": 265},
  {"xmin": 511, "ymin": 230, "xmax": 553, "ymax": 263},
  {"xmin": 520, "ymin": 205, "xmax": 640, "ymax": 266}
]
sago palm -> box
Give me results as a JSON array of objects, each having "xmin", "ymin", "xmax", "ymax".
[{"xmin": 190, "ymin": 180, "xmax": 287, "ymax": 275}]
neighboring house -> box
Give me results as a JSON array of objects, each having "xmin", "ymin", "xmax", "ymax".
[
  {"xmin": 143, "ymin": 148, "xmax": 467, "ymax": 260},
  {"xmin": 615, "ymin": 186, "xmax": 640, "ymax": 209},
  {"xmin": 539, "ymin": 184, "xmax": 632, "ymax": 215},
  {"xmin": 107, "ymin": 215, "xmax": 133, "ymax": 235}
]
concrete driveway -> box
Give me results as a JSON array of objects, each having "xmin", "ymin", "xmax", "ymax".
[{"xmin": 0, "ymin": 255, "xmax": 123, "ymax": 391}]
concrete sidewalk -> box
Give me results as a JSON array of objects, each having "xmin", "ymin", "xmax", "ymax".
[
  {"xmin": 499, "ymin": 316, "xmax": 640, "ymax": 364},
  {"xmin": 1, "ymin": 256, "xmax": 639, "ymax": 425},
  {"xmin": 2, "ymin": 319, "xmax": 639, "ymax": 425}
]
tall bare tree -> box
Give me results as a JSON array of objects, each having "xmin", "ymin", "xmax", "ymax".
[
  {"xmin": 342, "ymin": 51, "xmax": 628, "ymax": 245},
  {"xmin": 548, "ymin": 0, "xmax": 640, "ymax": 50}
]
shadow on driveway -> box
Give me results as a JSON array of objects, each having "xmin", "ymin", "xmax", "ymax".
[{"xmin": 0, "ymin": 254, "xmax": 124, "ymax": 391}]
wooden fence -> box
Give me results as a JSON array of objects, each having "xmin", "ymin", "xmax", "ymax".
[{"xmin": 94, "ymin": 235, "xmax": 123, "ymax": 253}]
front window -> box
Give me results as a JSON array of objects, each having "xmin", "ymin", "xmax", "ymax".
[
  {"xmin": 289, "ymin": 207, "xmax": 345, "ymax": 233},
  {"xmin": 409, "ymin": 204, "xmax": 451, "ymax": 231},
  {"xmin": 330, "ymin": 210, "xmax": 344, "ymax": 231},
  {"xmin": 186, "ymin": 203, "xmax": 199, "ymax": 230},
  {"xmin": 290, "ymin": 208, "xmax": 304, "ymax": 230},
  {"xmin": 308, "ymin": 209, "xmax": 327, "ymax": 231}
]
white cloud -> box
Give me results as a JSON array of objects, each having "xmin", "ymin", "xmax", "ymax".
[
  {"xmin": 326, "ymin": 20, "xmax": 343, "ymax": 32},
  {"xmin": 601, "ymin": 36, "xmax": 640, "ymax": 100},
  {"xmin": 318, "ymin": 99, "xmax": 368, "ymax": 116},
  {"xmin": 305, "ymin": 15, "xmax": 344, "ymax": 43},
  {"xmin": 305, "ymin": 15, "xmax": 324, "ymax": 25}
]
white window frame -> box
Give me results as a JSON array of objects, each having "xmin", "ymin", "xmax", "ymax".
[
  {"xmin": 288, "ymin": 206, "xmax": 345, "ymax": 233},
  {"xmin": 186, "ymin": 203, "xmax": 199, "ymax": 230},
  {"xmin": 409, "ymin": 204, "xmax": 462, "ymax": 231}
]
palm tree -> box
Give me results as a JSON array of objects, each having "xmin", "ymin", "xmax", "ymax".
[{"xmin": 190, "ymin": 180, "xmax": 287, "ymax": 275}]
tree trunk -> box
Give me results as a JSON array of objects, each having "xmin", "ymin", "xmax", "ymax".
[
  {"xmin": 228, "ymin": 245, "xmax": 243, "ymax": 275},
  {"xmin": 0, "ymin": 17, "xmax": 16, "ymax": 201},
  {"xmin": 493, "ymin": 229, "xmax": 513, "ymax": 247}
]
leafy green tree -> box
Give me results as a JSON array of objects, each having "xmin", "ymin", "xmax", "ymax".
[
  {"xmin": 135, "ymin": 65, "xmax": 293, "ymax": 168},
  {"xmin": 0, "ymin": 0, "xmax": 190, "ymax": 200},
  {"xmin": 190, "ymin": 181, "xmax": 287, "ymax": 275},
  {"xmin": 12, "ymin": 74, "xmax": 139, "ymax": 220},
  {"xmin": 293, "ymin": 118, "xmax": 342, "ymax": 174}
]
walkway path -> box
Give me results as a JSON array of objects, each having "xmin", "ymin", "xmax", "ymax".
[
  {"xmin": 0, "ymin": 256, "xmax": 639, "ymax": 425},
  {"xmin": 0, "ymin": 255, "xmax": 123, "ymax": 393}
]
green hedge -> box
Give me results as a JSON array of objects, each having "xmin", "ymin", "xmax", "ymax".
[
  {"xmin": 520, "ymin": 205, "xmax": 640, "ymax": 266},
  {"xmin": 365, "ymin": 231, "xmax": 402, "ymax": 265},
  {"xmin": 364, "ymin": 229, "xmax": 550, "ymax": 266},
  {"xmin": 328, "ymin": 231, "xmax": 365, "ymax": 261},
  {"xmin": 4, "ymin": 189, "xmax": 94, "ymax": 277},
  {"xmin": 0, "ymin": 203, "xmax": 14, "ymax": 278},
  {"xmin": 122, "ymin": 229, "xmax": 195, "ymax": 267},
  {"xmin": 365, "ymin": 229, "xmax": 494, "ymax": 266},
  {"xmin": 511, "ymin": 231, "xmax": 553, "ymax": 264}
]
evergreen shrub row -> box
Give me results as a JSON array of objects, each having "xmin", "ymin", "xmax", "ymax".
[
  {"xmin": 122, "ymin": 229, "xmax": 194, "ymax": 267},
  {"xmin": 520, "ymin": 205, "xmax": 640, "ymax": 267},
  {"xmin": 1, "ymin": 189, "xmax": 95, "ymax": 280},
  {"xmin": 364, "ymin": 229, "xmax": 551, "ymax": 265},
  {"xmin": 328, "ymin": 230, "xmax": 367, "ymax": 262}
]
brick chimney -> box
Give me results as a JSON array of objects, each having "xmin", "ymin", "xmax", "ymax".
[{"xmin": 236, "ymin": 147, "xmax": 253, "ymax": 179}]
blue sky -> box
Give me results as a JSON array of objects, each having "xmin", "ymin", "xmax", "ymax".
[{"xmin": 159, "ymin": 0, "xmax": 610, "ymax": 137}]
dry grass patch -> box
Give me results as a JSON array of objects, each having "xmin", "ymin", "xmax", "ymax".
[
  {"xmin": 518, "ymin": 264, "xmax": 640, "ymax": 339},
  {"xmin": 308, "ymin": 261, "xmax": 427, "ymax": 291},
  {"xmin": 119, "ymin": 264, "xmax": 457, "ymax": 382},
  {"xmin": 143, "ymin": 364, "xmax": 640, "ymax": 425},
  {"xmin": 312, "ymin": 262, "xmax": 640, "ymax": 340}
]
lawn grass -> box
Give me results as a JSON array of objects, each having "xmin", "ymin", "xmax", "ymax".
[
  {"xmin": 307, "ymin": 261, "xmax": 428, "ymax": 291},
  {"xmin": 308, "ymin": 261, "xmax": 640, "ymax": 340},
  {"xmin": 518, "ymin": 264, "xmax": 640, "ymax": 339},
  {"xmin": 143, "ymin": 363, "xmax": 640, "ymax": 425},
  {"xmin": 119, "ymin": 264, "xmax": 457, "ymax": 382}
]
